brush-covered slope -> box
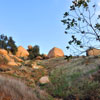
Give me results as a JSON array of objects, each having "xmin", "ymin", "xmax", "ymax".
[
  {"xmin": 38, "ymin": 56, "xmax": 100, "ymax": 100},
  {"xmin": 1, "ymin": 55, "xmax": 100, "ymax": 100}
]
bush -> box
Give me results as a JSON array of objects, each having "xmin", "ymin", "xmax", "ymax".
[{"xmin": 28, "ymin": 45, "xmax": 40, "ymax": 59}]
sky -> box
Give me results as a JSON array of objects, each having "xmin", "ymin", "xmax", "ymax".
[{"xmin": 0, "ymin": 0, "xmax": 100, "ymax": 55}]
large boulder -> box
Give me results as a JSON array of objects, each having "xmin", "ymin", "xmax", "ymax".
[
  {"xmin": 47, "ymin": 47, "xmax": 64, "ymax": 58},
  {"xmin": 16, "ymin": 46, "xmax": 29, "ymax": 57},
  {"xmin": 86, "ymin": 48, "xmax": 100, "ymax": 56},
  {"xmin": 0, "ymin": 49, "xmax": 8, "ymax": 55}
]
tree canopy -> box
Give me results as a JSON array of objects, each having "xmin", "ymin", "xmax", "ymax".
[
  {"xmin": 62, "ymin": 0, "xmax": 100, "ymax": 55},
  {"xmin": 0, "ymin": 34, "xmax": 17, "ymax": 55},
  {"xmin": 28, "ymin": 45, "xmax": 40, "ymax": 59}
]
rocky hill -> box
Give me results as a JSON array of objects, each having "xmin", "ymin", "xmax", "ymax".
[{"xmin": 1, "ymin": 48, "xmax": 100, "ymax": 100}]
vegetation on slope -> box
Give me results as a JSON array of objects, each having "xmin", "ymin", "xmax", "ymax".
[
  {"xmin": 0, "ymin": 75, "xmax": 53, "ymax": 100},
  {"xmin": 1, "ymin": 55, "xmax": 100, "ymax": 100},
  {"xmin": 39, "ymin": 56, "xmax": 100, "ymax": 100}
]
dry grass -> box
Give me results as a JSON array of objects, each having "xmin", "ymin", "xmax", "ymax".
[
  {"xmin": 0, "ymin": 75, "xmax": 38, "ymax": 100},
  {"xmin": 0, "ymin": 75, "xmax": 53, "ymax": 100}
]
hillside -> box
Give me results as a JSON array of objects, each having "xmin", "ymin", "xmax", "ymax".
[{"xmin": 1, "ymin": 55, "xmax": 100, "ymax": 100}]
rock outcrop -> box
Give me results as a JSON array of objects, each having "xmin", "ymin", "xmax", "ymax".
[
  {"xmin": 86, "ymin": 48, "xmax": 100, "ymax": 56},
  {"xmin": 47, "ymin": 47, "xmax": 64, "ymax": 58},
  {"xmin": 0, "ymin": 49, "xmax": 14, "ymax": 62},
  {"xmin": 0, "ymin": 49, "xmax": 8, "ymax": 55},
  {"xmin": 7, "ymin": 61, "xmax": 18, "ymax": 66},
  {"xmin": 9, "ymin": 55, "xmax": 23, "ymax": 62},
  {"xmin": 5, "ymin": 55, "xmax": 14, "ymax": 62},
  {"xmin": 0, "ymin": 48, "xmax": 23, "ymax": 66},
  {"xmin": 16, "ymin": 46, "xmax": 29, "ymax": 57}
]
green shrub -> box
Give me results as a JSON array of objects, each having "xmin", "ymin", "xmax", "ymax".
[
  {"xmin": 0, "ymin": 34, "xmax": 17, "ymax": 55},
  {"xmin": 28, "ymin": 45, "xmax": 40, "ymax": 59},
  {"xmin": 44, "ymin": 67, "xmax": 100, "ymax": 100}
]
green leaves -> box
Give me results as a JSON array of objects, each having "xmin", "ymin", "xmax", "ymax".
[
  {"xmin": 77, "ymin": 40, "xmax": 81, "ymax": 45},
  {"xmin": 81, "ymin": 31, "xmax": 85, "ymax": 34},
  {"xmin": 78, "ymin": 17, "xmax": 81, "ymax": 21},
  {"xmin": 70, "ymin": 5, "xmax": 75, "ymax": 10},
  {"xmin": 61, "ymin": 19, "xmax": 66, "ymax": 24},
  {"xmin": 65, "ymin": 31, "xmax": 68, "ymax": 34},
  {"xmin": 68, "ymin": 35, "xmax": 81, "ymax": 46},
  {"xmin": 28, "ymin": 45, "xmax": 40, "ymax": 59},
  {"xmin": 92, "ymin": 4, "xmax": 96, "ymax": 8},
  {"xmin": 61, "ymin": 0, "xmax": 98, "ymax": 55},
  {"xmin": 95, "ymin": 23, "xmax": 100, "ymax": 31},
  {"xmin": 64, "ymin": 12, "xmax": 69, "ymax": 18},
  {"xmin": 83, "ymin": 2, "xmax": 88, "ymax": 8},
  {"xmin": 98, "ymin": 15, "xmax": 100, "ymax": 19},
  {"xmin": 66, "ymin": 46, "xmax": 69, "ymax": 49},
  {"xmin": 0, "ymin": 34, "xmax": 17, "ymax": 55}
]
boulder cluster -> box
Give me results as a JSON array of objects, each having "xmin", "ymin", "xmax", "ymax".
[
  {"xmin": 0, "ymin": 49, "xmax": 23, "ymax": 66},
  {"xmin": 0, "ymin": 46, "xmax": 64, "ymax": 66},
  {"xmin": 16, "ymin": 46, "xmax": 64, "ymax": 59},
  {"xmin": 15, "ymin": 46, "xmax": 65, "ymax": 59}
]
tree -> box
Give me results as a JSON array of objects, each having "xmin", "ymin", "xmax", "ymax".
[
  {"xmin": 7, "ymin": 37, "xmax": 17, "ymax": 55},
  {"xmin": 0, "ymin": 34, "xmax": 17, "ymax": 55},
  {"xmin": 61, "ymin": 0, "xmax": 100, "ymax": 55},
  {"xmin": 0, "ymin": 34, "xmax": 8, "ymax": 49},
  {"xmin": 28, "ymin": 45, "xmax": 40, "ymax": 59}
]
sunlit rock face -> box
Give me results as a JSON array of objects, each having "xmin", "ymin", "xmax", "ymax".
[
  {"xmin": 86, "ymin": 48, "xmax": 100, "ymax": 56},
  {"xmin": 47, "ymin": 47, "xmax": 64, "ymax": 58},
  {"xmin": 0, "ymin": 49, "xmax": 8, "ymax": 55},
  {"xmin": 16, "ymin": 46, "xmax": 29, "ymax": 57}
]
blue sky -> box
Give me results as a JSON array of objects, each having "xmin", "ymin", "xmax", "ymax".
[{"xmin": 0, "ymin": 0, "xmax": 99, "ymax": 55}]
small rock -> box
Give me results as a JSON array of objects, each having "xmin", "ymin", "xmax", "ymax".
[
  {"xmin": 39, "ymin": 76, "xmax": 50, "ymax": 84},
  {"xmin": 31, "ymin": 62, "xmax": 43, "ymax": 69}
]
